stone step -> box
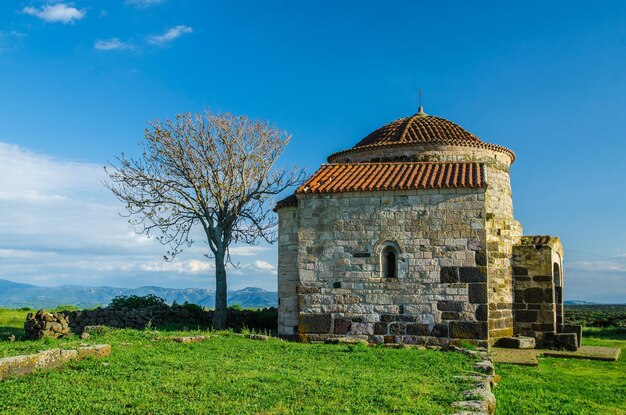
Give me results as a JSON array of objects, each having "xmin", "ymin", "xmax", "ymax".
[{"xmin": 494, "ymin": 336, "xmax": 536, "ymax": 349}]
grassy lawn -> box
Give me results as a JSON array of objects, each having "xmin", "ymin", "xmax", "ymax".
[
  {"xmin": 494, "ymin": 327, "xmax": 626, "ymax": 415},
  {"xmin": 0, "ymin": 308, "xmax": 474, "ymax": 415}
]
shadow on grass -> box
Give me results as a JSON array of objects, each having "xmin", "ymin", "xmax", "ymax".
[
  {"xmin": 583, "ymin": 327, "xmax": 626, "ymax": 340},
  {"xmin": 0, "ymin": 325, "xmax": 24, "ymax": 340}
]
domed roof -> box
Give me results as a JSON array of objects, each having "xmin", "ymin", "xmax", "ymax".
[
  {"xmin": 327, "ymin": 109, "xmax": 515, "ymax": 163},
  {"xmin": 353, "ymin": 112, "xmax": 482, "ymax": 149}
]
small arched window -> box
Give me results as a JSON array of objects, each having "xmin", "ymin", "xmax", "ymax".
[
  {"xmin": 386, "ymin": 251, "xmax": 396, "ymax": 278},
  {"xmin": 380, "ymin": 243, "xmax": 399, "ymax": 278},
  {"xmin": 553, "ymin": 262, "xmax": 561, "ymax": 287}
]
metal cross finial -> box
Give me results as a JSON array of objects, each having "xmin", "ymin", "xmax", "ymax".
[{"xmin": 418, "ymin": 88, "xmax": 426, "ymax": 115}]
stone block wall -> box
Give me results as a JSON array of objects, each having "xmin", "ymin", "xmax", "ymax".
[
  {"xmin": 484, "ymin": 166, "xmax": 522, "ymax": 343},
  {"xmin": 288, "ymin": 188, "xmax": 490, "ymax": 346},
  {"xmin": 277, "ymin": 206, "xmax": 300, "ymax": 337},
  {"xmin": 512, "ymin": 243, "xmax": 557, "ymax": 346}
]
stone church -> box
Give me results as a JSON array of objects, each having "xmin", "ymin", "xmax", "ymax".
[{"xmin": 275, "ymin": 106, "xmax": 568, "ymax": 348}]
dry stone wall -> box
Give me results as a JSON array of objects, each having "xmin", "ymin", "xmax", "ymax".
[
  {"xmin": 25, "ymin": 306, "xmax": 277, "ymax": 339},
  {"xmin": 291, "ymin": 188, "xmax": 491, "ymax": 346},
  {"xmin": 24, "ymin": 306, "xmax": 207, "ymax": 339},
  {"xmin": 24, "ymin": 309, "xmax": 71, "ymax": 339}
]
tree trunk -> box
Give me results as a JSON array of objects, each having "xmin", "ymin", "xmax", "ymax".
[{"xmin": 213, "ymin": 248, "xmax": 228, "ymax": 330}]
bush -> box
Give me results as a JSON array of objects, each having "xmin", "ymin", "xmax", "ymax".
[
  {"xmin": 182, "ymin": 301, "xmax": 204, "ymax": 313},
  {"xmin": 110, "ymin": 294, "xmax": 166, "ymax": 309}
]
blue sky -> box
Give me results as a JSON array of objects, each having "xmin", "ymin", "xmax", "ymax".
[{"xmin": 0, "ymin": 1, "xmax": 625, "ymax": 302}]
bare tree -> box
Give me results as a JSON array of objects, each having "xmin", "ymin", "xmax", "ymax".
[{"xmin": 105, "ymin": 111, "xmax": 304, "ymax": 329}]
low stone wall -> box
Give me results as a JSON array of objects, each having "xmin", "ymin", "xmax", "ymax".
[
  {"xmin": 24, "ymin": 306, "xmax": 278, "ymax": 339},
  {"xmin": 24, "ymin": 309, "xmax": 71, "ymax": 339},
  {"xmin": 0, "ymin": 344, "xmax": 111, "ymax": 381},
  {"xmin": 450, "ymin": 346, "xmax": 498, "ymax": 415}
]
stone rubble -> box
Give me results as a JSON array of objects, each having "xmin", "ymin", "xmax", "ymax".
[{"xmin": 0, "ymin": 344, "xmax": 111, "ymax": 382}]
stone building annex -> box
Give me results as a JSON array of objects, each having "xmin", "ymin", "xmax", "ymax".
[{"xmin": 275, "ymin": 106, "xmax": 571, "ymax": 348}]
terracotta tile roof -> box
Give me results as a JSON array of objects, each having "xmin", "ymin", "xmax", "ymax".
[
  {"xmin": 520, "ymin": 235, "xmax": 557, "ymax": 246},
  {"xmin": 274, "ymin": 193, "xmax": 298, "ymax": 211},
  {"xmin": 296, "ymin": 162, "xmax": 485, "ymax": 194},
  {"xmin": 327, "ymin": 113, "xmax": 515, "ymax": 163},
  {"xmin": 354, "ymin": 114, "xmax": 482, "ymax": 147}
]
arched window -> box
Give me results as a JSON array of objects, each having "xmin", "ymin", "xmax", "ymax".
[
  {"xmin": 553, "ymin": 262, "xmax": 562, "ymax": 305},
  {"xmin": 380, "ymin": 243, "xmax": 399, "ymax": 278},
  {"xmin": 553, "ymin": 262, "xmax": 561, "ymax": 287},
  {"xmin": 386, "ymin": 251, "xmax": 396, "ymax": 278},
  {"xmin": 553, "ymin": 260, "xmax": 564, "ymax": 325}
]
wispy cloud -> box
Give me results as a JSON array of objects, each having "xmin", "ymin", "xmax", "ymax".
[
  {"xmin": 229, "ymin": 246, "xmax": 269, "ymax": 256},
  {"xmin": 569, "ymin": 260, "xmax": 626, "ymax": 273},
  {"xmin": 125, "ymin": 0, "xmax": 164, "ymax": 8},
  {"xmin": 0, "ymin": 249, "xmax": 57, "ymax": 259},
  {"xmin": 0, "ymin": 31, "xmax": 25, "ymax": 52},
  {"xmin": 94, "ymin": 38, "xmax": 134, "ymax": 51},
  {"xmin": 148, "ymin": 25, "xmax": 193, "ymax": 45},
  {"xmin": 23, "ymin": 3, "xmax": 85, "ymax": 24}
]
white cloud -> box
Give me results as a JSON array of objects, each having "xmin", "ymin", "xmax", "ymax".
[
  {"xmin": 23, "ymin": 3, "xmax": 85, "ymax": 24},
  {"xmin": 148, "ymin": 25, "xmax": 193, "ymax": 45},
  {"xmin": 94, "ymin": 38, "xmax": 134, "ymax": 51},
  {"xmin": 251, "ymin": 260, "xmax": 277, "ymax": 273},
  {"xmin": 125, "ymin": 0, "xmax": 164, "ymax": 8},
  {"xmin": 0, "ymin": 141, "xmax": 278, "ymax": 291},
  {"xmin": 0, "ymin": 31, "xmax": 25, "ymax": 52},
  {"xmin": 229, "ymin": 246, "xmax": 269, "ymax": 256},
  {"xmin": 0, "ymin": 249, "xmax": 56, "ymax": 258},
  {"xmin": 139, "ymin": 259, "xmax": 213, "ymax": 274},
  {"xmin": 568, "ymin": 260, "xmax": 626, "ymax": 273}
]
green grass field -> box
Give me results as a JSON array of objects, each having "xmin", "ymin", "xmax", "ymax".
[
  {"xmin": 494, "ymin": 327, "xmax": 626, "ymax": 415},
  {"xmin": 2, "ymin": 308, "xmax": 625, "ymax": 414},
  {"xmin": 0, "ymin": 308, "xmax": 474, "ymax": 415}
]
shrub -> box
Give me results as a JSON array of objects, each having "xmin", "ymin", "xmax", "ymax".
[
  {"xmin": 182, "ymin": 301, "xmax": 204, "ymax": 313},
  {"xmin": 110, "ymin": 294, "xmax": 166, "ymax": 309}
]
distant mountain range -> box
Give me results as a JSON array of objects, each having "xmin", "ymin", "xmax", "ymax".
[
  {"xmin": 0, "ymin": 279, "xmax": 277, "ymax": 309},
  {"xmin": 0, "ymin": 279, "xmax": 618, "ymax": 310}
]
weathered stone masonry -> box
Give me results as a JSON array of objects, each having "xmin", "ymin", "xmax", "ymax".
[
  {"xmin": 512, "ymin": 236, "xmax": 565, "ymax": 347},
  {"xmin": 292, "ymin": 188, "xmax": 489, "ymax": 345},
  {"xmin": 276, "ymin": 108, "xmax": 571, "ymax": 348}
]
